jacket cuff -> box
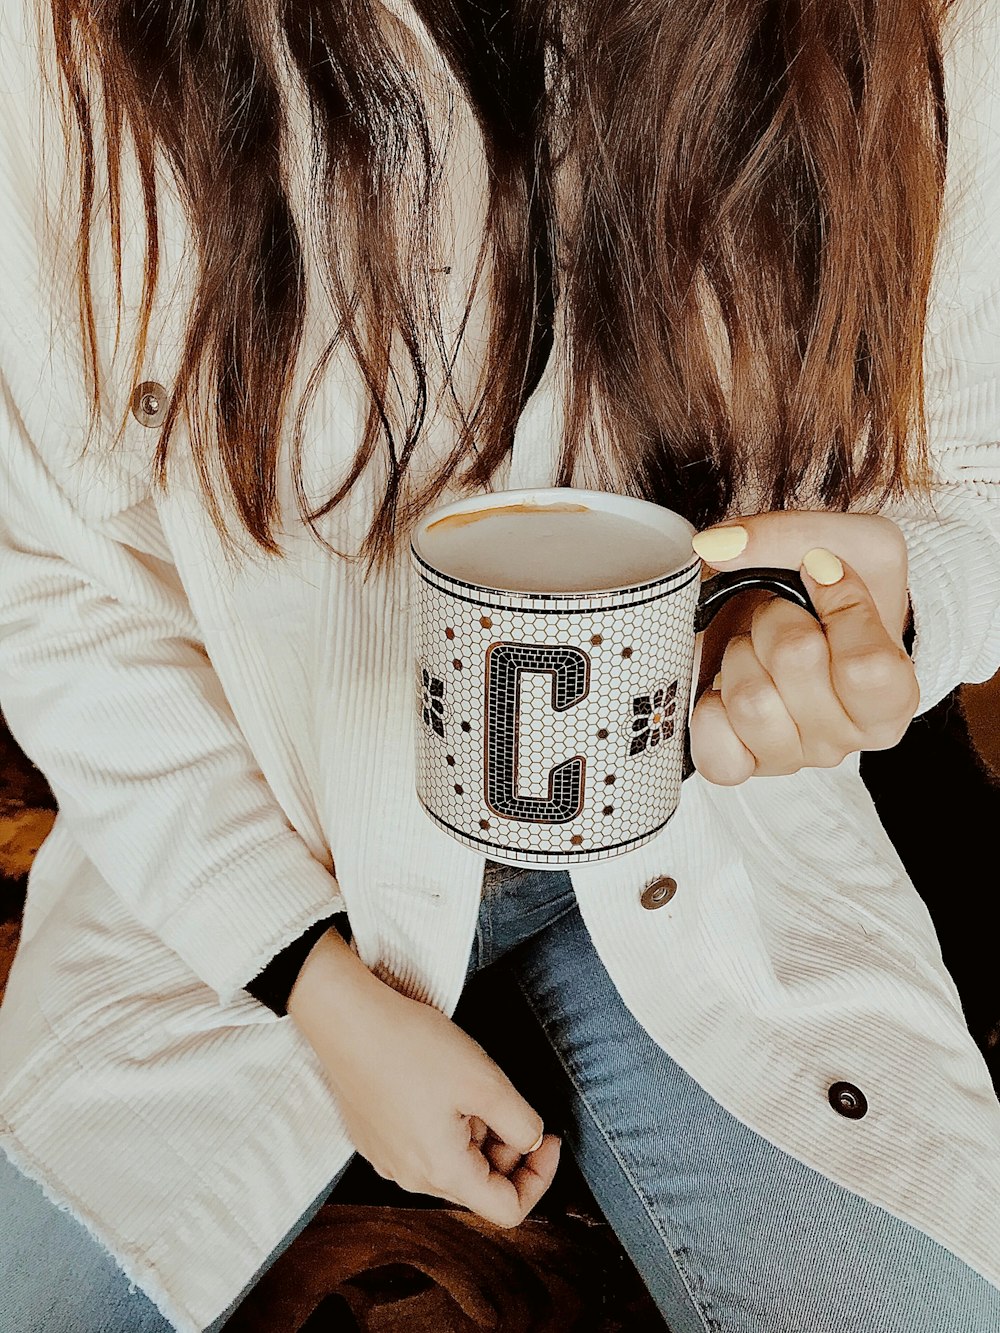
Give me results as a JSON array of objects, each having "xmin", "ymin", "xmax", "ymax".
[
  {"xmin": 154, "ymin": 833, "xmax": 345, "ymax": 1006},
  {"xmin": 886, "ymin": 488, "xmax": 1000, "ymax": 715},
  {"xmin": 245, "ymin": 912, "xmax": 351, "ymax": 1016}
]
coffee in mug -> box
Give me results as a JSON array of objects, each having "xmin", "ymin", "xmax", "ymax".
[{"xmin": 421, "ymin": 501, "xmax": 688, "ymax": 593}]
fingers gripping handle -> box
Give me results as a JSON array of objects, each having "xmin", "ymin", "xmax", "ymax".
[{"xmin": 682, "ymin": 567, "xmax": 818, "ymax": 779}]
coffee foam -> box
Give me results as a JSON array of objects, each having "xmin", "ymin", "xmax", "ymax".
[
  {"xmin": 426, "ymin": 501, "xmax": 589, "ymax": 534},
  {"xmin": 420, "ymin": 503, "xmax": 688, "ymax": 593}
]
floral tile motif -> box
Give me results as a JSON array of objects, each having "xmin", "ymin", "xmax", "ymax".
[
  {"xmin": 420, "ymin": 666, "xmax": 447, "ymax": 738},
  {"xmin": 630, "ymin": 680, "xmax": 679, "ymax": 756}
]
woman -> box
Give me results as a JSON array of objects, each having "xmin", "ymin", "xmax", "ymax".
[{"xmin": 1, "ymin": 0, "xmax": 998, "ymax": 1329}]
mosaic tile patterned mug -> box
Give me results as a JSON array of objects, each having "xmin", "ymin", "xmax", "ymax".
[{"xmin": 411, "ymin": 488, "xmax": 815, "ymax": 866}]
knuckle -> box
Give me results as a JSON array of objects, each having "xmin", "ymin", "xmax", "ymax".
[
  {"xmin": 768, "ymin": 625, "xmax": 827, "ymax": 676},
  {"xmin": 806, "ymin": 743, "xmax": 851, "ymax": 769},
  {"xmin": 727, "ymin": 679, "xmax": 780, "ymax": 724},
  {"xmin": 692, "ymin": 750, "xmax": 754, "ymax": 787},
  {"xmin": 703, "ymin": 765, "xmax": 753, "ymax": 788},
  {"xmin": 495, "ymin": 1200, "xmax": 527, "ymax": 1229},
  {"xmin": 755, "ymin": 759, "xmax": 802, "ymax": 777},
  {"xmin": 837, "ymin": 646, "xmax": 901, "ymax": 694},
  {"xmin": 864, "ymin": 716, "xmax": 912, "ymax": 751},
  {"xmin": 698, "ymin": 735, "xmax": 752, "ymax": 783},
  {"xmin": 690, "ymin": 715, "xmax": 755, "ymax": 786}
]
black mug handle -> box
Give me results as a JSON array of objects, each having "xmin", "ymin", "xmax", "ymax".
[{"xmin": 682, "ymin": 567, "xmax": 818, "ymax": 780}]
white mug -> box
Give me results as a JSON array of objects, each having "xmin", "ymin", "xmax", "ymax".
[{"xmin": 411, "ymin": 488, "xmax": 813, "ymax": 866}]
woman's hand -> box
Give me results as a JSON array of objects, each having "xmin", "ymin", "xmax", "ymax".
[
  {"xmin": 287, "ymin": 928, "xmax": 560, "ymax": 1226},
  {"xmin": 689, "ymin": 511, "xmax": 919, "ymax": 785}
]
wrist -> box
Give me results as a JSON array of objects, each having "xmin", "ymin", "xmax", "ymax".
[{"xmin": 286, "ymin": 926, "xmax": 381, "ymax": 1030}]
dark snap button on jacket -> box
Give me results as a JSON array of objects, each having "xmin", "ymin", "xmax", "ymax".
[
  {"xmin": 641, "ymin": 876, "xmax": 677, "ymax": 910},
  {"xmin": 130, "ymin": 380, "xmax": 169, "ymax": 428},
  {"xmin": 828, "ymin": 1081, "xmax": 868, "ymax": 1120}
]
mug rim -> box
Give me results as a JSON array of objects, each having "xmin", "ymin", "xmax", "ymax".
[{"xmin": 410, "ymin": 487, "xmax": 700, "ymax": 600}]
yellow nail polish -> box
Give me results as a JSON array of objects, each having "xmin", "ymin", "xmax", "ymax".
[
  {"xmin": 802, "ymin": 547, "xmax": 844, "ymax": 586},
  {"xmin": 691, "ymin": 525, "xmax": 748, "ymax": 563},
  {"xmin": 712, "ymin": 672, "xmax": 723, "ymax": 691}
]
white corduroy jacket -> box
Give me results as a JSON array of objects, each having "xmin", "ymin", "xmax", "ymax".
[{"xmin": 2, "ymin": 0, "xmax": 1000, "ymax": 1329}]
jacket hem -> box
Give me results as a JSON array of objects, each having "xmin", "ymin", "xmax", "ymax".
[{"xmin": 0, "ymin": 1129, "xmax": 200, "ymax": 1333}]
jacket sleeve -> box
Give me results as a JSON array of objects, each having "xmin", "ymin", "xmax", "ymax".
[
  {"xmin": 875, "ymin": 6, "xmax": 1000, "ymax": 716},
  {"xmin": 886, "ymin": 447, "xmax": 1000, "ymax": 718},
  {"xmin": 884, "ymin": 256, "xmax": 1000, "ymax": 715},
  {"xmin": 0, "ymin": 374, "xmax": 342, "ymax": 1006}
]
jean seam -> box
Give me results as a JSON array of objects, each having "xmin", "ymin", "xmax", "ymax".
[
  {"xmin": 469, "ymin": 888, "xmax": 578, "ymax": 983},
  {"xmin": 514, "ymin": 974, "xmax": 718, "ymax": 1333},
  {"xmin": 480, "ymin": 898, "xmax": 494, "ymax": 970},
  {"xmin": 508, "ymin": 894, "xmax": 579, "ymax": 947},
  {"xmin": 490, "ymin": 894, "xmax": 580, "ymax": 974}
]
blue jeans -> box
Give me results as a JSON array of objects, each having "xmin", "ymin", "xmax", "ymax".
[{"xmin": 2, "ymin": 866, "xmax": 998, "ymax": 1332}]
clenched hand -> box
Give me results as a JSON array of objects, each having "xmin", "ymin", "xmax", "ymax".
[
  {"xmin": 689, "ymin": 511, "xmax": 919, "ymax": 784},
  {"xmin": 288, "ymin": 929, "xmax": 560, "ymax": 1226}
]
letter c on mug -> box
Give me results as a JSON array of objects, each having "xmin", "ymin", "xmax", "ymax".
[{"xmin": 484, "ymin": 642, "xmax": 590, "ymax": 823}]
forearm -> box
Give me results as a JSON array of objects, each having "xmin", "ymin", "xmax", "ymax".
[{"xmin": 287, "ymin": 925, "xmax": 385, "ymax": 1034}]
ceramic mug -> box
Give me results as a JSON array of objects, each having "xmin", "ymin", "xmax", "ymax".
[{"xmin": 411, "ymin": 488, "xmax": 815, "ymax": 866}]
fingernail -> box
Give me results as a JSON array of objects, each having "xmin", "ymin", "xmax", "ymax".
[
  {"xmin": 527, "ymin": 1130, "xmax": 544, "ymax": 1154},
  {"xmin": 802, "ymin": 547, "xmax": 844, "ymax": 586},
  {"xmin": 691, "ymin": 525, "xmax": 748, "ymax": 563},
  {"xmin": 712, "ymin": 672, "xmax": 723, "ymax": 692}
]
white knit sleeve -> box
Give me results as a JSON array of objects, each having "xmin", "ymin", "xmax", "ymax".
[
  {"xmin": 883, "ymin": 268, "xmax": 1000, "ymax": 714},
  {"xmin": 0, "ymin": 374, "xmax": 341, "ymax": 1005},
  {"xmin": 885, "ymin": 448, "xmax": 1000, "ymax": 717},
  {"xmin": 876, "ymin": 6, "xmax": 1000, "ymax": 715}
]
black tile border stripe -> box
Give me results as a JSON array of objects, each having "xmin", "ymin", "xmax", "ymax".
[
  {"xmin": 411, "ymin": 545, "xmax": 701, "ymax": 603},
  {"xmin": 414, "ymin": 564, "xmax": 702, "ymax": 613},
  {"xmin": 419, "ymin": 801, "xmax": 677, "ymax": 860}
]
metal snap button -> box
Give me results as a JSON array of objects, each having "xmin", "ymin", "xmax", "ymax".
[
  {"xmin": 828, "ymin": 1081, "xmax": 868, "ymax": 1120},
  {"xmin": 640, "ymin": 876, "xmax": 677, "ymax": 910},
  {"xmin": 130, "ymin": 380, "xmax": 169, "ymax": 428}
]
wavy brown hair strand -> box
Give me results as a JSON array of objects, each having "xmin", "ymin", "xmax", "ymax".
[
  {"xmin": 52, "ymin": 0, "xmax": 948, "ymax": 562},
  {"xmin": 557, "ymin": 0, "xmax": 948, "ymax": 525}
]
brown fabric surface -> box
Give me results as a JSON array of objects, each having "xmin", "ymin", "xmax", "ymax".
[
  {"xmin": 1, "ymin": 710, "xmax": 56, "ymax": 998},
  {"xmin": 223, "ymin": 1205, "xmax": 664, "ymax": 1332},
  {"xmin": 0, "ymin": 920, "xmax": 19, "ymax": 1003},
  {"xmin": 0, "ymin": 713, "xmax": 55, "ymax": 895}
]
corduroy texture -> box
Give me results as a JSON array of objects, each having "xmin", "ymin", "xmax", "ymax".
[
  {"xmin": 244, "ymin": 914, "xmax": 348, "ymax": 1015},
  {"xmin": 2, "ymin": 1, "xmax": 1000, "ymax": 1330}
]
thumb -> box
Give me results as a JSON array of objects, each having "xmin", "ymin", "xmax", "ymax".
[
  {"xmin": 692, "ymin": 510, "xmax": 889, "ymax": 572},
  {"xmin": 473, "ymin": 1075, "xmax": 545, "ymax": 1157}
]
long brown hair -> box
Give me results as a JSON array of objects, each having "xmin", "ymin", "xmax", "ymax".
[{"xmin": 50, "ymin": 0, "xmax": 950, "ymax": 563}]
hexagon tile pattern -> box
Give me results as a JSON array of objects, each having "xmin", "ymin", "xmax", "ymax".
[{"xmin": 412, "ymin": 554, "xmax": 702, "ymax": 865}]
